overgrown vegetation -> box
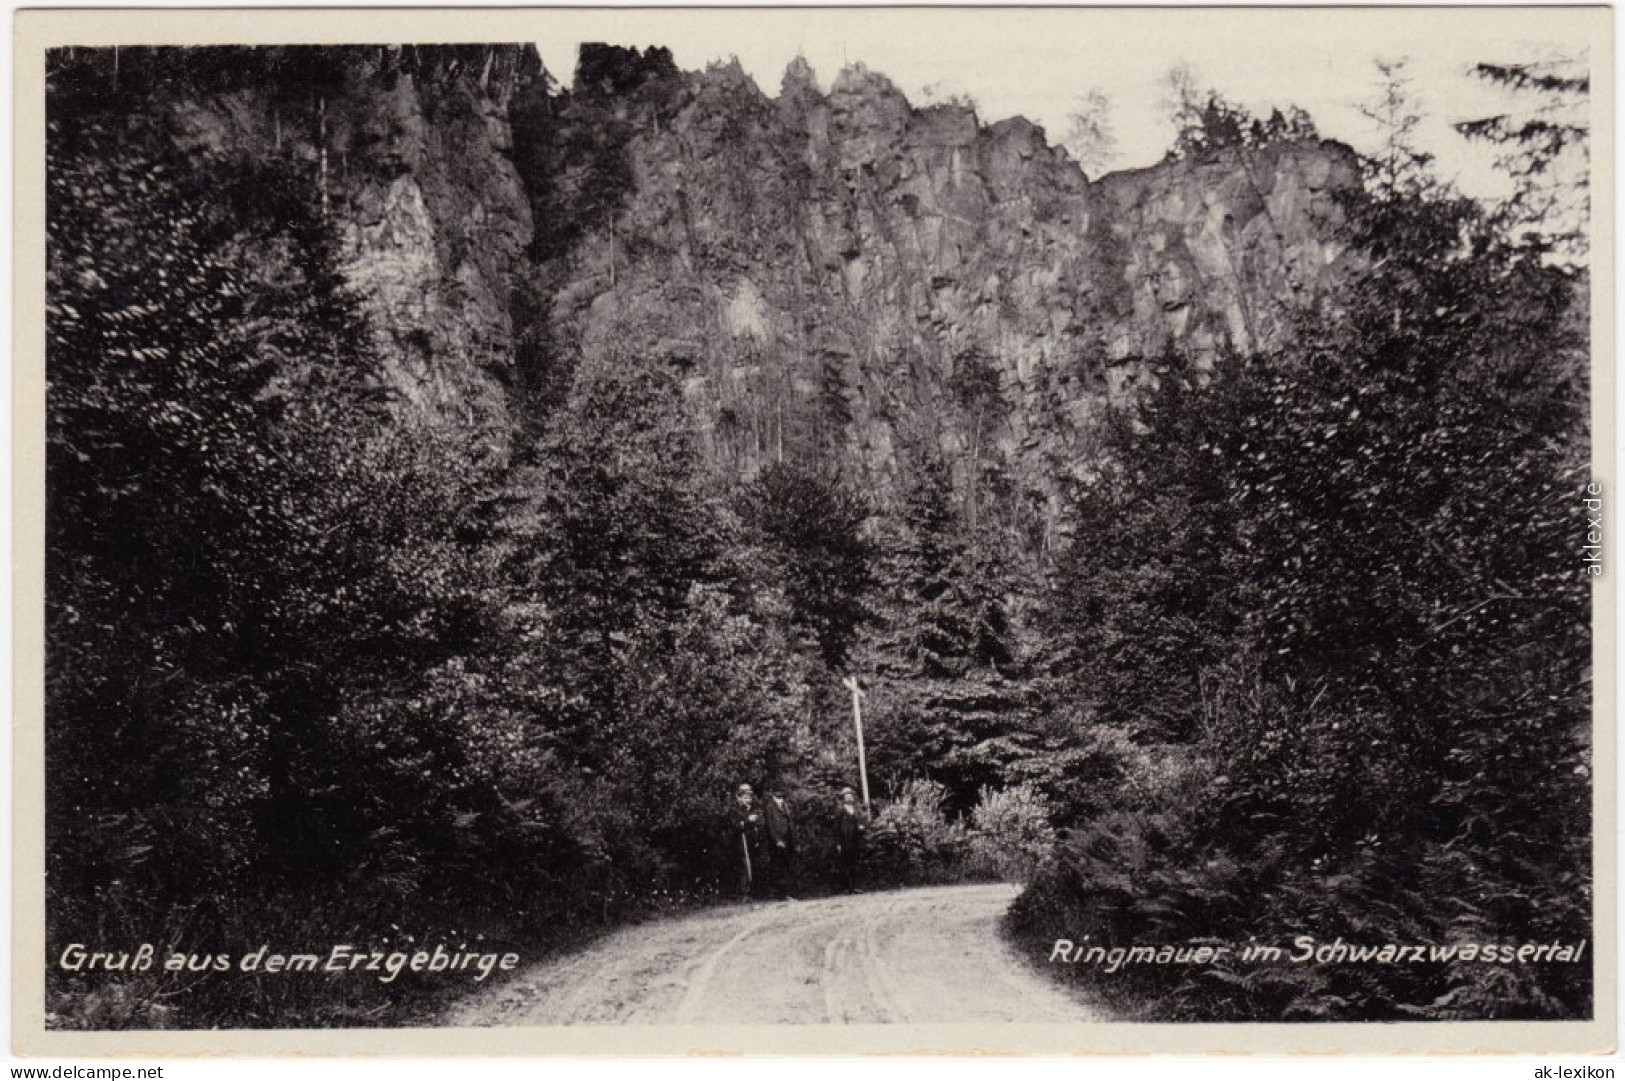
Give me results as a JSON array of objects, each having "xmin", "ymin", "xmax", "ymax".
[
  {"xmin": 46, "ymin": 45, "xmax": 1034, "ymax": 1030},
  {"xmin": 43, "ymin": 44, "xmax": 1591, "ymax": 1028},
  {"xmin": 45, "ymin": 47, "xmax": 817, "ymax": 1029},
  {"xmin": 1009, "ymin": 63, "xmax": 1591, "ymax": 1021}
]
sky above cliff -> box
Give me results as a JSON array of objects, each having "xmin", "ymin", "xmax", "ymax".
[{"xmin": 533, "ymin": 7, "xmax": 1597, "ymax": 202}]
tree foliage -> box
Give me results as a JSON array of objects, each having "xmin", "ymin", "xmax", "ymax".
[
  {"xmin": 46, "ymin": 111, "xmax": 533, "ymax": 1009},
  {"xmin": 853, "ymin": 454, "xmax": 1040, "ymax": 813},
  {"xmin": 44, "ymin": 51, "xmax": 819, "ymax": 1028},
  {"xmin": 1456, "ymin": 57, "xmax": 1591, "ymax": 259},
  {"xmin": 1162, "ymin": 62, "xmax": 1319, "ymax": 161},
  {"xmin": 737, "ymin": 461, "xmax": 874, "ymax": 668},
  {"xmin": 1015, "ymin": 98, "xmax": 1591, "ymax": 1019},
  {"xmin": 1065, "ymin": 88, "xmax": 1118, "ymax": 176}
]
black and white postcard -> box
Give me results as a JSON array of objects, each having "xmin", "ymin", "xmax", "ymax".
[{"xmin": 12, "ymin": 5, "xmax": 1615, "ymax": 1056}]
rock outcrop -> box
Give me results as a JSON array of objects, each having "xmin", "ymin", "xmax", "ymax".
[
  {"xmin": 162, "ymin": 45, "xmax": 545, "ymax": 446},
  {"xmin": 131, "ymin": 44, "xmax": 1361, "ymax": 537},
  {"xmin": 529, "ymin": 51, "xmax": 1360, "ymax": 540}
]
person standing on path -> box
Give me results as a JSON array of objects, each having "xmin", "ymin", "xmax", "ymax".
[
  {"xmin": 833, "ymin": 785, "xmax": 866, "ymax": 893},
  {"xmin": 763, "ymin": 788, "xmax": 799, "ymax": 900},
  {"xmin": 730, "ymin": 783, "xmax": 770, "ymax": 901}
]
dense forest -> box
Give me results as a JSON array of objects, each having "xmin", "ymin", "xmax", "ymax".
[{"xmin": 43, "ymin": 44, "xmax": 1591, "ymax": 1027}]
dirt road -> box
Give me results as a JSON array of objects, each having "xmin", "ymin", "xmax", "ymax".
[{"xmin": 446, "ymin": 883, "xmax": 1100, "ymax": 1025}]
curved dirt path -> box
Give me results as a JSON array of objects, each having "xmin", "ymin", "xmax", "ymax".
[{"xmin": 446, "ymin": 883, "xmax": 1101, "ymax": 1025}]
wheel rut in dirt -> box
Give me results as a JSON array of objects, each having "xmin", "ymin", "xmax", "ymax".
[{"xmin": 448, "ymin": 883, "xmax": 1102, "ymax": 1025}]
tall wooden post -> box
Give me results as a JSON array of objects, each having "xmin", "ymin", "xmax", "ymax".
[{"xmin": 841, "ymin": 676, "xmax": 871, "ymax": 813}]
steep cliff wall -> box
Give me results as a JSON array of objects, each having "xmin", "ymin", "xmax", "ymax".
[
  {"xmin": 159, "ymin": 45, "xmax": 545, "ymax": 445},
  {"xmin": 530, "ymin": 54, "xmax": 1360, "ymax": 538},
  {"xmin": 107, "ymin": 44, "xmax": 1359, "ymax": 532}
]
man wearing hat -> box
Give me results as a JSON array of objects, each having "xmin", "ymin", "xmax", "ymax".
[
  {"xmin": 729, "ymin": 783, "xmax": 770, "ymax": 901},
  {"xmin": 833, "ymin": 785, "xmax": 866, "ymax": 893},
  {"xmin": 762, "ymin": 788, "xmax": 800, "ymax": 900}
]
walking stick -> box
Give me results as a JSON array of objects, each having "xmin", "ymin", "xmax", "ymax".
[{"xmin": 741, "ymin": 832, "xmax": 753, "ymax": 891}]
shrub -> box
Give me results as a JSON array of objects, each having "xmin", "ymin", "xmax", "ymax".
[
  {"xmin": 861, "ymin": 780, "xmax": 968, "ymax": 887},
  {"xmin": 965, "ymin": 783, "xmax": 1056, "ymax": 882}
]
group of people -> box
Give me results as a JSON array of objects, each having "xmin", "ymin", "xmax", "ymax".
[{"xmin": 729, "ymin": 783, "xmax": 868, "ymax": 901}]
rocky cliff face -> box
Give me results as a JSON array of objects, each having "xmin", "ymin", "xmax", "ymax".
[
  {"xmin": 145, "ymin": 45, "xmax": 1360, "ymax": 534},
  {"xmin": 162, "ymin": 45, "xmax": 545, "ymax": 446},
  {"xmin": 530, "ymin": 52, "xmax": 1360, "ymax": 542}
]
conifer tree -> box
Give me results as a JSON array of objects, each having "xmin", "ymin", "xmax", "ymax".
[{"xmin": 854, "ymin": 452, "xmax": 1035, "ymax": 811}]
